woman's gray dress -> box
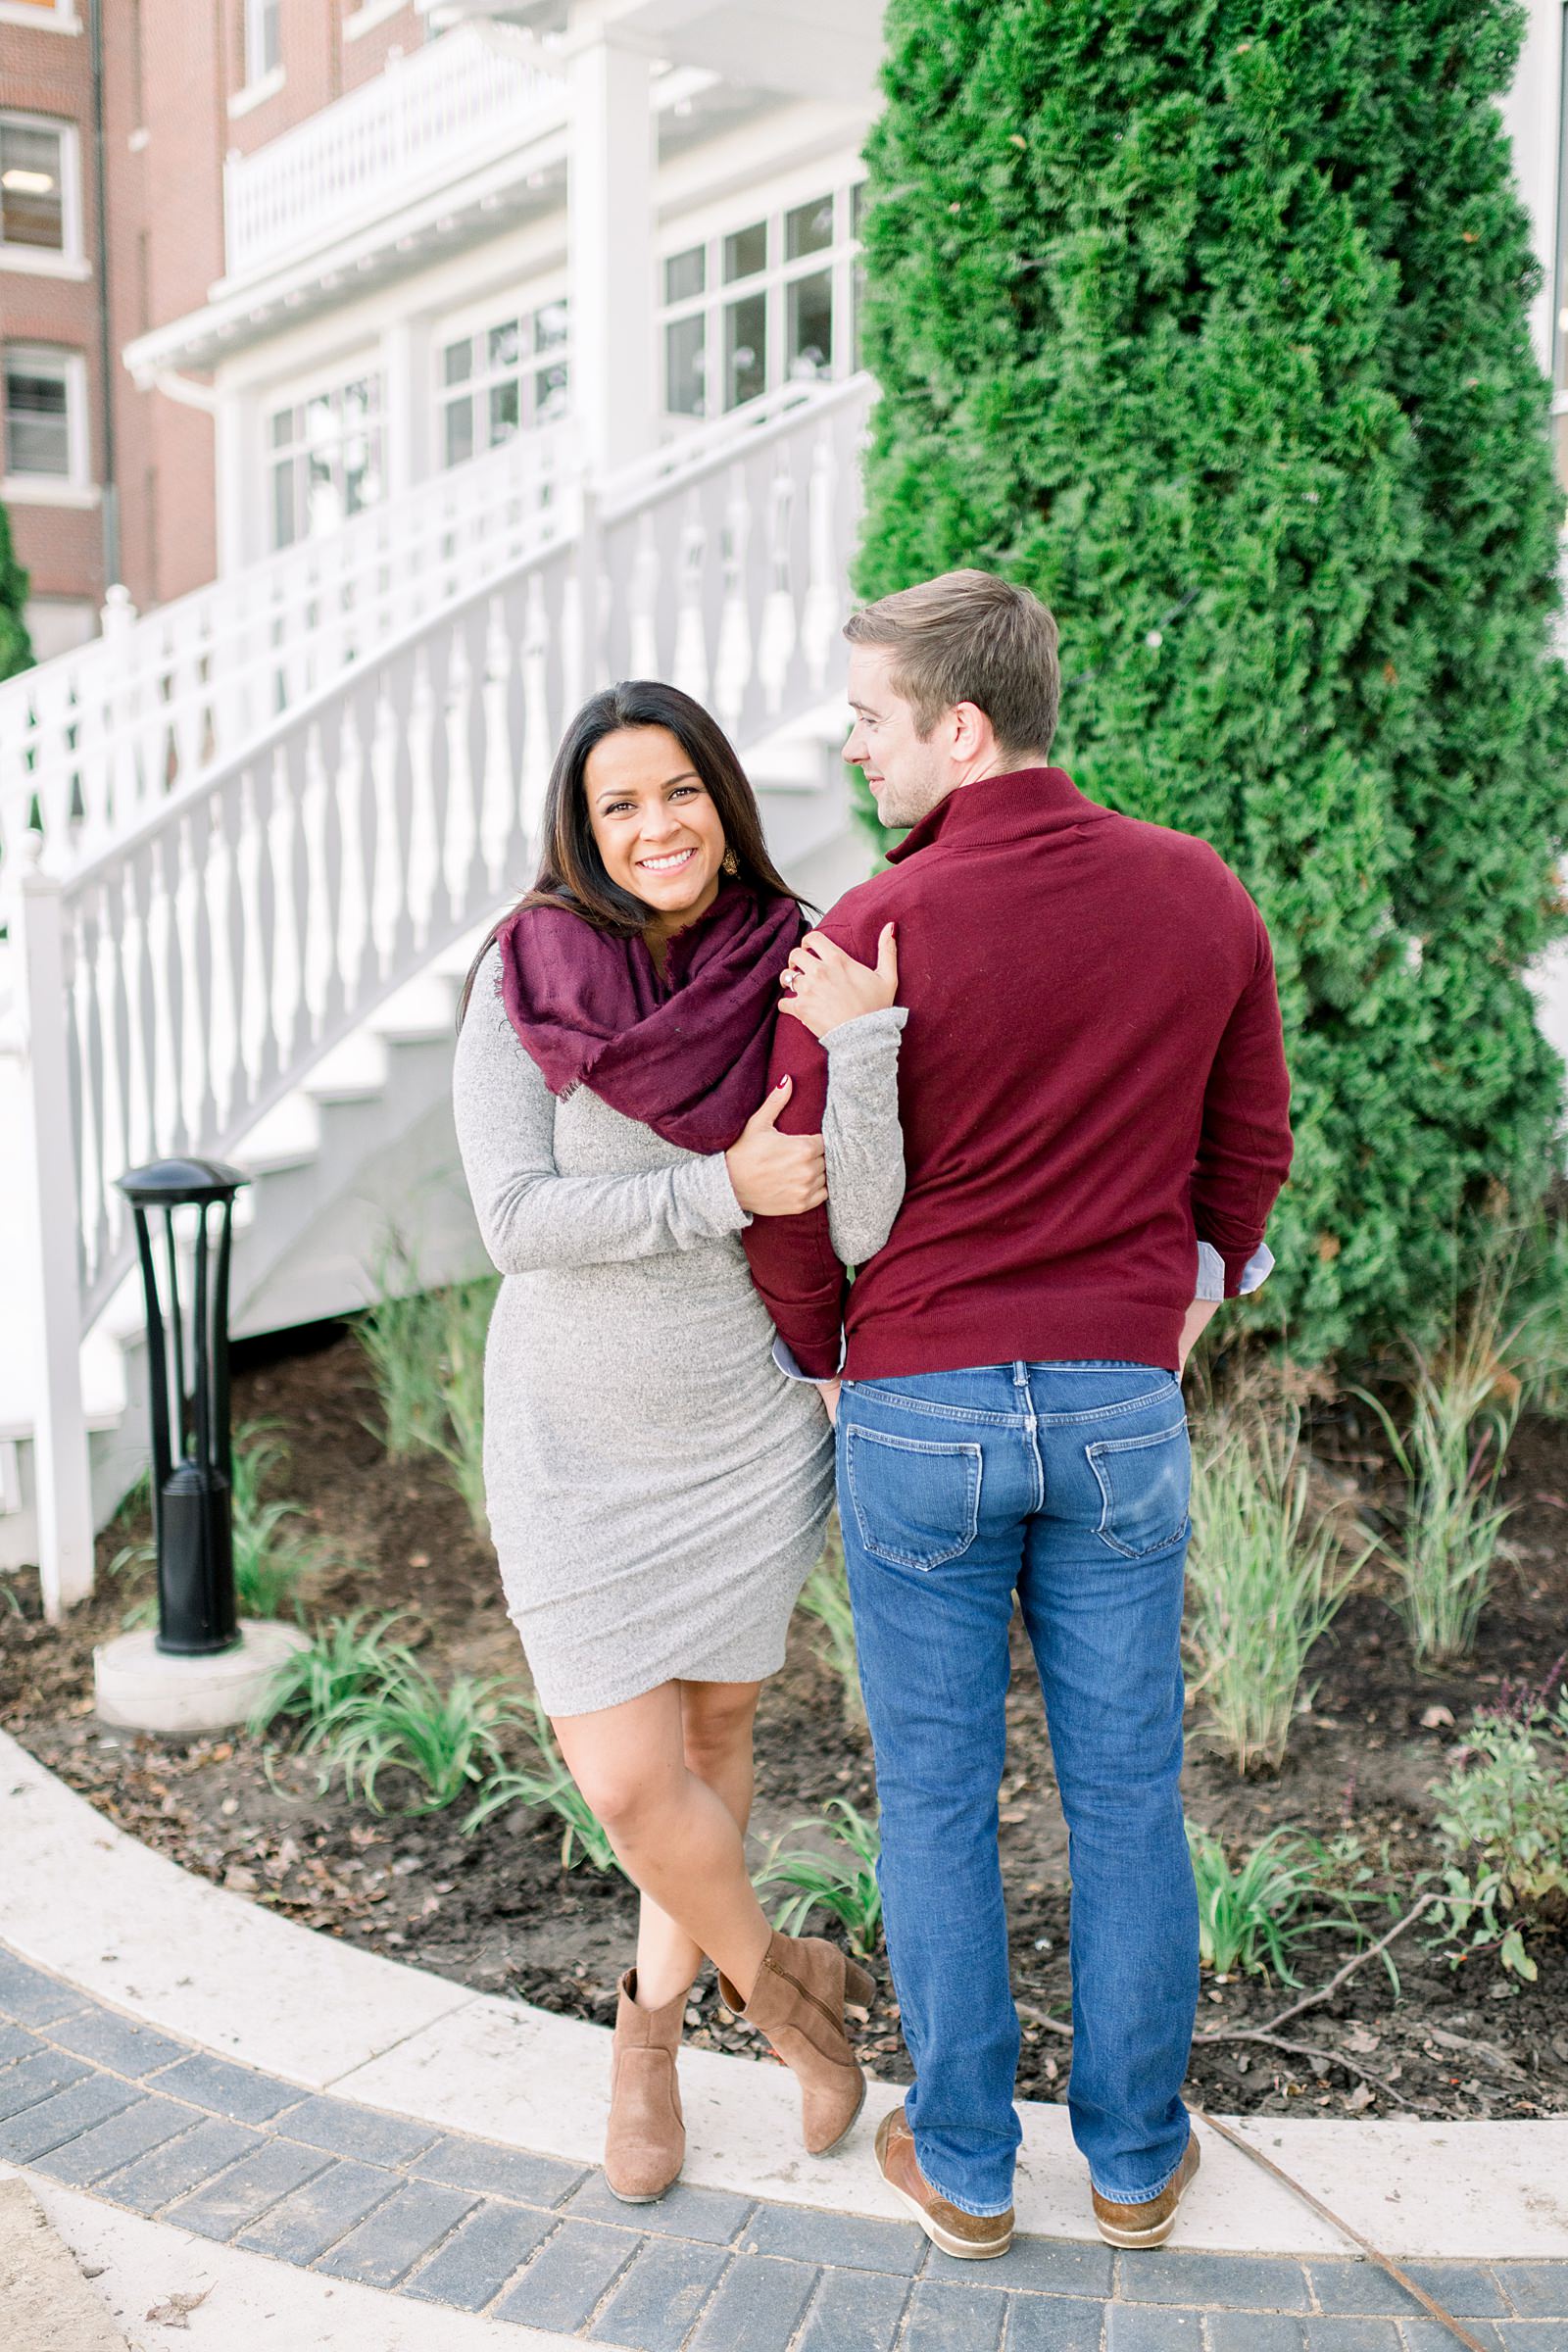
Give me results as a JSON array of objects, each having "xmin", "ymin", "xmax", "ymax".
[{"xmin": 452, "ymin": 944, "xmax": 906, "ymax": 1716}]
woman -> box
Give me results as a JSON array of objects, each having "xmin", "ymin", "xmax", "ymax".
[{"xmin": 452, "ymin": 680, "xmax": 906, "ymax": 2204}]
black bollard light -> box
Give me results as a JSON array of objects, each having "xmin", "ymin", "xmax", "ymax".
[{"xmin": 116, "ymin": 1158, "xmax": 250, "ymax": 1657}]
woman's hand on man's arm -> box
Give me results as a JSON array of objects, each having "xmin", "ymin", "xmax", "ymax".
[
  {"xmin": 778, "ymin": 925, "xmax": 899, "ymax": 1040},
  {"xmin": 724, "ymin": 1077, "xmax": 828, "ymax": 1216}
]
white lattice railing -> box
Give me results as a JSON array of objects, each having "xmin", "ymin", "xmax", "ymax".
[
  {"xmin": 223, "ymin": 24, "xmax": 566, "ymax": 285},
  {"xmin": 16, "ymin": 374, "xmax": 873, "ymax": 1613},
  {"xmin": 0, "ymin": 424, "xmax": 575, "ymax": 924}
]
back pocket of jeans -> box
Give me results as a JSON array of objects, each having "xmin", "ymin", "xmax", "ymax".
[
  {"xmin": 1085, "ymin": 1420, "xmax": 1191, "ymax": 1559},
  {"xmin": 844, "ymin": 1426, "xmax": 983, "ymax": 1572}
]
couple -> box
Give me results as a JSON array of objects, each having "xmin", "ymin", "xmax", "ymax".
[{"xmin": 452, "ymin": 567, "xmax": 1293, "ymax": 2256}]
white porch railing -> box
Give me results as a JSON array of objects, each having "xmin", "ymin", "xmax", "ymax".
[
  {"xmin": 16, "ymin": 373, "xmax": 873, "ymax": 1614},
  {"xmin": 0, "ymin": 424, "xmax": 575, "ymax": 925},
  {"xmin": 223, "ymin": 24, "xmax": 566, "ymax": 285}
]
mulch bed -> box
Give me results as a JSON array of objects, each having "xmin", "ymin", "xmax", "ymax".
[{"xmin": 3, "ymin": 1320, "xmax": 1565, "ymax": 2126}]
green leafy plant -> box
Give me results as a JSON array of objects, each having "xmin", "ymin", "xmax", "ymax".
[
  {"xmin": 1187, "ymin": 1822, "xmax": 1374, "ymax": 1984},
  {"xmin": 1356, "ymin": 1249, "xmax": 1526, "ymax": 1666},
  {"xmin": 1186, "ymin": 1405, "xmax": 1369, "ymax": 1773},
  {"xmin": 463, "ymin": 1690, "xmax": 624, "ymax": 1876},
  {"xmin": 426, "ymin": 1279, "xmax": 493, "ymax": 1537},
  {"xmin": 1430, "ymin": 1690, "xmax": 1568, "ymax": 1981},
  {"xmin": 248, "ymin": 1608, "xmax": 416, "ymax": 1737},
  {"xmin": 757, "ymin": 1797, "xmax": 882, "ymax": 1960},
  {"xmin": 355, "ymin": 1238, "xmax": 449, "ymax": 1459},
  {"xmin": 798, "ymin": 1537, "xmax": 864, "ymax": 1730},
  {"xmin": 111, "ymin": 1425, "xmax": 329, "ymax": 1628}
]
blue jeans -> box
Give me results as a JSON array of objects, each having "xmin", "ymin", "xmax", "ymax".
[{"xmin": 836, "ymin": 1360, "xmax": 1198, "ymax": 2216}]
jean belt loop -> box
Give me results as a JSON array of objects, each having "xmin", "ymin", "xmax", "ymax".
[{"xmin": 1011, "ymin": 1359, "xmax": 1029, "ymax": 1390}]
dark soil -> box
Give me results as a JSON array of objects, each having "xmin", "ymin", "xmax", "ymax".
[{"xmin": 4, "ymin": 1323, "xmax": 1566, "ymax": 2127}]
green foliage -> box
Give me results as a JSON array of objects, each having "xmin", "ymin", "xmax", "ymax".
[
  {"xmin": 1431, "ymin": 1689, "xmax": 1568, "ymax": 1980},
  {"xmin": 1186, "ymin": 1403, "xmax": 1369, "ymax": 1771},
  {"xmin": 857, "ymin": 0, "xmax": 1568, "ymax": 1362},
  {"xmin": 757, "ymin": 1797, "xmax": 883, "ymax": 1959},
  {"xmin": 354, "ymin": 1246, "xmax": 496, "ymax": 1537},
  {"xmin": 0, "ymin": 501, "xmax": 30, "ymax": 686},
  {"xmin": 112, "ymin": 1423, "xmax": 330, "ymax": 1629},
  {"xmin": 1355, "ymin": 1245, "xmax": 1526, "ymax": 1664},
  {"xmin": 1187, "ymin": 1821, "xmax": 1381, "ymax": 1982},
  {"xmin": 248, "ymin": 1608, "xmax": 414, "ymax": 1738},
  {"xmin": 798, "ymin": 1534, "xmax": 865, "ymax": 1730},
  {"xmin": 462, "ymin": 1690, "xmax": 625, "ymax": 1876}
]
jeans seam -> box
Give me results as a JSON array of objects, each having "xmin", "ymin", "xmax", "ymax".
[
  {"xmin": 1091, "ymin": 2123, "xmax": 1192, "ymax": 2208},
  {"xmin": 848, "ymin": 1383, "xmax": 1176, "ymax": 1430}
]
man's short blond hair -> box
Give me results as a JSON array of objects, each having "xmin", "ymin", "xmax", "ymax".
[{"xmin": 843, "ymin": 569, "xmax": 1060, "ymax": 757}]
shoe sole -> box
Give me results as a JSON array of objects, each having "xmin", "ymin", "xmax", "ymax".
[
  {"xmin": 604, "ymin": 2163, "xmax": 683, "ymax": 2206},
  {"xmin": 1094, "ymin": 2147, "xmax": 1200, "ymax": 2248},
  {"xmin": 880, "ymin": 2165, "xmax": 1013, "ymax": 2260}
]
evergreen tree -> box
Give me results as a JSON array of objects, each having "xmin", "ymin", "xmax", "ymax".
[
  {"xmin": 0, "ymin": 499, "xmax": 29, "ymax": 683},
  {"xmin": 855, "ymin": 0, "xmax": 1568, "ymax": 1359}
]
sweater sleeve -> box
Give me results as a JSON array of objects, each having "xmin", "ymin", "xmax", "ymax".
[
  {"xmin": 821, "ymin": 1005, "xmax": 907, "ymax": 1269},
  {"xmin": 741, "ymin": 1003, "xmax": 848, "ymax": 1379},
  {"xmin": 1191, "ymin": 912, "xmax": 1294, "ymax": 1294},
  {"xmin": 453, "ymin": 951, "xmax": 748, "ymax": 1276}
]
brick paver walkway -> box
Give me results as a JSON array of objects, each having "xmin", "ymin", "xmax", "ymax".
[{"xmin": 2, "ymin": 1944, "xmax": 1564, "ymax": 2351}]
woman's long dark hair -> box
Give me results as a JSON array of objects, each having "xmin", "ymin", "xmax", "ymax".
[{"xmin": 457, "ymin": 680, "xmax": 808, "ymax": 1025}]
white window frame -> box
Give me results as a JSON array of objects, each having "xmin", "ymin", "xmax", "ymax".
[
  {"xmin": 0, "ymin": 0, "xmax": 82, "ymax": 30},
  {"xmin": 344, "ymin": 0, "xmax": 407, "ymax": 39},
  {"xmin": 433, "ymin": 289, "xmax": 571, "ymax": 471},
  {"xmin": 265, "ymin": 363, "xmax": 386, "ymax": 551},
  {"xmin": 0, "ymin": 111, "xmax": 86, "ymax": 277},
  {"xmin": 232, "ymin": 0, "xmax": 283, "ymax": 113},
  {"xmin": 657, "ymin": 178, "xmax": 863, "ymax": 425},
  {"xmin": 2, "ymin": 342, "xmax": 93, "ymax": 504}
]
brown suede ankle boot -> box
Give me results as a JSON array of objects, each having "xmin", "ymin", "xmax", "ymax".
[
  {"xmin": 718, "ymin": 1932, "xmax": 874, "ymax": 2155},
  {"xmin": 603, "ymin": 1970, "xmax": 686, "ymax": 2204}
]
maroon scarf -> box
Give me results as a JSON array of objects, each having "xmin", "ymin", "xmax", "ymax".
[{"xmin": 493, "ymin": 880, "xmax": 806, "ymax": 1154}]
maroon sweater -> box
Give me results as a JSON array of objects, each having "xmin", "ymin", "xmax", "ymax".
[{"xmin": 743, "ymin": 766, "xmax": 1293, "ymax": 1381}]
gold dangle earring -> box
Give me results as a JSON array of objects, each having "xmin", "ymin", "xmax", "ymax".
[{"xmin": 721, "ymin": 848, "xmax": 740, "ymax": 876}]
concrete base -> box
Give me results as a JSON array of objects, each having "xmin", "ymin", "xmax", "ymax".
[
  {"xmin": 0, "ymin": 2178, "xmax": 129, "ymax": 2352},
  {"xmin": 92, "ymin": 1620, "xmax": 309, "ymax": 1735}
]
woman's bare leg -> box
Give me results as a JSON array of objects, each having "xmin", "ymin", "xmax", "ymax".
[
  {"xmin": 632, "ymin": 1680, "xmax": 761, "ymax": 2009},
  {"xmin": 553, "ymin": 1681, "xmax": 771, "ymax": 2012}
]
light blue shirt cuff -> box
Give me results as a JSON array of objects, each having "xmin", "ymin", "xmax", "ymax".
[
  {"xmin": 772, "ymin": 1333, "xmax": 847, "ymax": 1382},
  {"xmin": 1195, "ymin": 1239, "xmax": 1275, "ymax": 1302}
]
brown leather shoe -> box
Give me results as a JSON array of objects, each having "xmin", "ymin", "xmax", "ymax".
[
  {"xmin": 718, "ymin": 1932, "xmax": 873, "ymax": 2155},
  {"xmin": 874, "ymin": 2108, "xmax": 1014, "ymax": 2260},
  {"xmin": 1092, "ymin": 2133, "xmax": 1200, "ymax": 2248},
  {"xmin": 603, "ymin": 1970, "xmax": 685, "ymax": 2204}
]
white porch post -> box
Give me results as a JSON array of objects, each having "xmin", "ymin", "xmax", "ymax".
[
  {"xmin": 382, "ymin": 315, "xmax": 432, "ymax": 497},
  {"xmin": 568, "ymin": 24, "xmax": 656, "ymax": 477},
  {"xmin": 16, "ymin": 840, "xmax": 94, "ymax": 1620},
  {"xmin": 215, "ymin": 388, "xmax": 258, "ymax": 576}
]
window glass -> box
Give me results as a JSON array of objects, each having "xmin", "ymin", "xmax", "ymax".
[
  {"xmin": 488, "ymin": 318, "xmax": 521, "ymax": 371},
  {"xmin": 489, "ymin": 378, "xmax": 520, "ymax": 443},
  {"xmin": 724, "ymin": 292, "xmax": 766, "ymax": 410},
  {"xmin": 534, "ymin": 301, "xmax": 569, "ymax": 353},
  {"xmin": 443, "ymin": 337, "xmax": 473, "ymax": 387},
  {"xmin": 444, "ymin": 395, "xmax": 474, "ymax": 468},
  {"xmin": 4, "ymin": 356, "xmax": 71, "ymax": 475},
  {"xmin": 787, "ymin": 270, "xmax": 833, "ymax": 381},
  {"xmin": 247, "ymin": 0, "xmax": 281, "ymax": 80},
  {"xmin": 267, "ymin": 371, "xmax": 384, "ymax": 548},
  {"xmin": 436, "ymin": 299, "xmax": 570, "ymax": 467},
  {"xmin": 722, "ymin": 220, "xmax": 766, "ymax": 283},
  {"xmin": 0, "ymin": 121, "xmax": 66, "ymax": 251},
  {"xmin": 664, "ymin": 315, "xmax": 706, "ymax": 417},
  {"xmin": 664, "ymin": 245, "xmax": 705, "ymax": 304},
  {"xmin": 535, "ymin": 363, "xmax": 569, "ymax": 422},
  {"xmin": 786, "ymin": 196, "xmax": 834, "ymax": 262}
]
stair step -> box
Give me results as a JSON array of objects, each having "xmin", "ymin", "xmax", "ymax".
[
  {"xmin": 233, "ymin": 1092, "xmax": 320, "ymax": 1177},
  {"xmin": 368, "ymin": 972, "xmax": 460, "ymax": 1045},
  {"xmin": 300, "ymin": 1032, "xmax": 389, "ymax": 1102}
]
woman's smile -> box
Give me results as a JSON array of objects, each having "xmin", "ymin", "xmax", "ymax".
[{"xmin": 638, "ymin": 847, "xmax": 699, "ymax": 875}]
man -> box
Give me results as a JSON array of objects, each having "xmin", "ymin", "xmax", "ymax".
[{"xmin": 743, "ymin": 569, "xmax": 1292, "ymax": 2259}]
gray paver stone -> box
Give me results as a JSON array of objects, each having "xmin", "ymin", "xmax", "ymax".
[
  {"xmin": 164, "ymin": 2135, "xmax": 330, "ymax": 2240},
  {"xmin": 494, "ymin": 2220, "xmax": 639, "ymax": 2333},
  {"xmin": 588, "ymin": 2234, "xmax": 732, "ymax": 2349},
  {"xmin": 1496, "ymin": 2271, "xmax": 1568, "ymax": 2322},
  {"xmin": 0, "ymin": 1951, "xmax": 83, "ymax": 2027},
  {"xmin": 795, "ymin": 2265, "xmax": 911, "ymax": 2352},
  {"xmin": 688, "ymin": 2252, "xmax": 819, "ymax": 2350},
  {"xmin": 1300, "ymin": 2325, "xmax": 1403, "ymax": 2352},
  {"xmin": 1004, "ymin": 2292, "xmax": 1106, "ymax": 2351},
  {"xmin": 1402, "ymin": 2266, "xmax": 1509, "ymax": 2320},
  {"xmin": 237, "ymin": 2158, "xmax": 398, "ymax": 2263},
  {"xmin": 412, "ymin": 2132, "xmax": 585, "ymax": 2209},
  {"xmin": 1309, "ymin": 2266, "xmax": 1428, "ymax": 2320},
  {"xmin": 1002, "ymin": 2237, "xmax": 1116, "ymax": 2298},
  {"xmin": 564, "ymin": 2171, "xmax": 753, "ymax": 2245},
  {"xmin": 0, "ymin": 2049, "xmax": 89, "ymax": 2122},
  {"xmin": 0, "ymin": 2024, "xmax": 37, "ymax": 2068},
  {"xmin": 0, "ymin": 2072, "xmax": 138, "ymax": 2161},
  {"xmin": 1399, "ymin": 2326, "xmax": 1503, "ymax": 2352},
  {"xmin": 315, "ymin": 2179, "xmax": 479, "ymax": 2288},
  {"xmin": 95, "ymin": 2117, "xmax": 259, "ymax": 2213},
  {"xmin": 45, "ymin": 2008, "xmax": 187, "ymax": 2079},
  {"xmin": 738, "ymin": 2202, "xmax": 925, "ymax": 2276},
  {"xmin": 271, "ymin": 2091, "xmax": 438, "ymax": 2168},
  {"xmin": 32, "ymin": 2094, "xmax": 201, "ymax": 2185},
  {"xmin": 1498, "ymin": 2333, "xmax": 1568, "ymax": 2352},
  {"xmin": 152, "ymin": 2052, "xmax": 302, "ymax": 2124},
  {"xmin": 1104, "ymin": 2311, "xmax": 1202, "ymax": 2350},
  {"xmin": 406, "ymin": 2198, "xmax": 558, "ymax": 2311},
  {"xmin": 1116, "ymin": 2253, "xmax": 1311, "ymax": 2312},
  {"xmin": 900, "ymin": 2277, "xmax": 1009, "ymax": 2352},
  {"xmin": 1206, "ymin": 2319, "xmax": 1304, "ymax": 2352}
]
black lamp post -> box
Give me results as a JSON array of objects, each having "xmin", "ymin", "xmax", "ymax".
[{"xmin": 116, "ymin": 1158, "xmax": 250, "ymax": 1657}]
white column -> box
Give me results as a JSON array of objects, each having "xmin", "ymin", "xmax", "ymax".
[
  {"xmin": 568, "ymin": 29, "xmax": 656, "ymax": 477},
  {"xmin": 382, "ymin": 315, "xmax": 432, "ymax": 496},
  {"xmin": 1500, "ymin": 0, "xmax": 1563, "ymax": 373},
  {"xmin": 215, "ymin": 388, "xmax": 258, "ymax": 575}
]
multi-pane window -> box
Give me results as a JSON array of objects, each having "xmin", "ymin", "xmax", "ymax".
[
  {"xmin": 0, "ymin": 116, "xmax": 74, "ymax": 254},
  {"xmin": 660, "ymin": 183, "xmax": 863, "ymax": 421},
  {"xmin": 437, "ymin": 300, "xmax": 569, "ymax": 469},
  {"xmin": 268, "ymin": 373, "xmax": 383, "ymax": 548},
  {"xmin": 244, "ymin": 0, "xmax": 281, "ymax": 84},
  {"xmin": 3, "ymin": 345, "xmax": 82, "ymax": 480}
]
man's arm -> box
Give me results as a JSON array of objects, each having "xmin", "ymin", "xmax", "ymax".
[
  {"xmin": 741, "ymin": 1005, "xmax": 849, "ymax": 1379},
  {"xmin": 1191, "ymin": 911, "xmax": 1294, "ymax": 1292}
]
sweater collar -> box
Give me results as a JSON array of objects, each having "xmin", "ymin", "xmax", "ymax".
[{"xmin": 883, "ymin": 765, "xmax": 1101, "ymax": 865}]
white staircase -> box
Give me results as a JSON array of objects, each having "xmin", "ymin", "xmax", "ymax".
[{"xmin": 1, "ymin": 375, "xmax": 876, "ymax": 1606}]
